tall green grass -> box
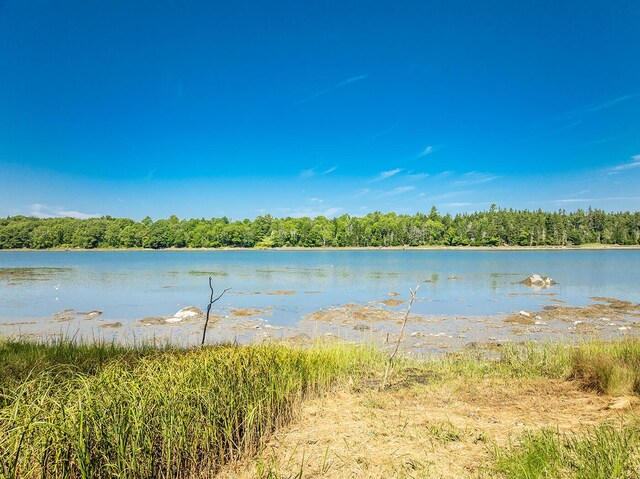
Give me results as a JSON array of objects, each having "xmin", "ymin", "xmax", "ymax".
[
  {"xmin": 0, "ymin": 340, "xmax": 381, "ymax": 479},
  {"xmin": 494, "ymin": 419, "xmax": 640, "ymax": 479},
  {"xmin": 0, "ymin": 338, "xmax": 167, "ymax": 406}
]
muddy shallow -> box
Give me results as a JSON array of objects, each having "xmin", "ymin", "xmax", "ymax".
[{"xmin": 1, "ymin": 294, "xmax": 639, "ymax": 354}]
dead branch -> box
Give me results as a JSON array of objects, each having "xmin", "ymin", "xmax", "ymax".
[
  {"xmin": 201, "ymin": 276, "xmax": 231, "ymax": 346},
  {"xmin": 381, "ymin": 285, "xmax": 419, "ymax": 389}
]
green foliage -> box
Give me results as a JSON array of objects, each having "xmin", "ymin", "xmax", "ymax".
[{"xmin": 1, "ymin": 206, "xmax": 639, "ymax": 249}]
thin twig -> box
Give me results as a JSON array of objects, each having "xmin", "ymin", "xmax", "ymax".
[
  {"xmin": 381, "ymin": 285, "xmax": 419, "ymax": 389},
  {"xmin": 201, "ymin": 276, "xmax": 231, "ymax": 346}
]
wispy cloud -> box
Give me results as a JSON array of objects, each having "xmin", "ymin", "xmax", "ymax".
[
  {"xmin": 529, "ymin": 119, "xmax": 582, "ymax": 139},
  {"xmin": 347, "ymin": 188, "xmax": 371, "ymax": 198},
  {"xmin": 375, "ymin": 168, "xmax": 403, "ymax": 181},
  {"xmin": 550, "ymin": 196, "xmax": 640, "ymax": 204},
  {"xmin": 453, "ymin": 171, "xmax": 500, "ymax": 186},
  {"xmin": 418, "ymin": 146, "xmax": 434, "ymax": 157},
  {"xmin": 299, "ymin": 166, "xmax": 338, "ymax": 179},
  {"xmin": 297, "ymin": 74, "xmax": 369, "ymax": 104},
  {"xmin": 406, "ymin": 172, "xmax": 429, "ymax": 181},
  {"xmin": 442, "ymin": 202, "xmax": 474, "ymax": 207},
  {"xmin": 367, "ymin": 122, "xmax": 399, "ymax": 141},
  {"xmin": 276, "ymin": 206, "xmax": 343, "ymax": 218},
  {"xmin": 561, "ymin": 94, "xmax": 636, "ymax": 119},
  {"xmin": 30, "ymin": 203, "xmax": 100, "ymax": 219},
  {"xmin": 381, "ymin": 186, "xmax": 416, "ymax": 196},
  {"xmin": 608, "ymin": 154, "xmax": 640, "ymax": 174}
]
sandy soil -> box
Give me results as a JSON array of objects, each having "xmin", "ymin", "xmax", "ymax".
[{"xmin": 217, "ymin": 377, "xmax": 636, "ymax": 478}]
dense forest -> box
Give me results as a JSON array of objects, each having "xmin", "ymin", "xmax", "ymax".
[{"xmin": 1, "ymin": 206, "xmax": 639, "ymax": 249}]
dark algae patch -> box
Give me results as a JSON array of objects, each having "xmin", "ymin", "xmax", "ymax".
[{"xmin": 0, "ymin": 267, "xmax": 72, "ymax": 284}]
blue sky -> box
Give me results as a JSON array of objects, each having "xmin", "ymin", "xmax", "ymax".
[{"xmin": 1, "ymin": 0, "xmax": 639, "ymax": 220}]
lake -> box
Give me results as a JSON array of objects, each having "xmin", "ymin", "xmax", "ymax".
[{"xmin": 1, "ymin": 249, "xmax": 639, "ymax": 348}]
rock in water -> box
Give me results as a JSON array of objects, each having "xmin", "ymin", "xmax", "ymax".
[
  {"xmin": 519, "ymin": 274, "xmax": 557, "ymax": 288},
  {"xmin": 141, "ymin": 306, "xmax": 205, "ymax": 325},
  {"xmin": 174, "ymin": 306, "xmax": 204, "ymax": 319}
]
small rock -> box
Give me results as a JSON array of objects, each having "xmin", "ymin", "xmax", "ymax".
[
  {"xmin": 519, "ymin": 311, "xmax": 531, "ymax": 317},
  {"xmin": 165, "ymin": 316, "xmax": 184, "ymax": 323},
  {"xmin": 519, "ymin": 274, "xmax": 557, "ymax": 289},
  {"xmin": 174, "ymin": 306, "xmax": 204, "ymax": 319}
]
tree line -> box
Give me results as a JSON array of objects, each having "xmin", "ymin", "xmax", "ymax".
[{"xmin": 1, "ymin": 206, "xmax": 639, "ymax": 249}]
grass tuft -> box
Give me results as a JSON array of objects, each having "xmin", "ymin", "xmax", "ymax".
[
  {"xmin": 570, "ymin": 339, "xmax": 640, "ymax": 396},
  {"xmin": 494, "ymin": 419, "xmax": 640, "ymax": 479}
]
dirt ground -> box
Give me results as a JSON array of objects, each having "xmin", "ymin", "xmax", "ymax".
[{"xmin": 217, "ymin": 377, "xmax": 636, "ymax": 478}]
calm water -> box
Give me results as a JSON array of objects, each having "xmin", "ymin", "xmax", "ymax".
[{"xmin": 1, "ymin": 250, "xmax": 638, "ymax": 327}]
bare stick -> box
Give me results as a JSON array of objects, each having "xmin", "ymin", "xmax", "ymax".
[
  {"xmin": 201, "ymin": 276, "xmax": 231, "ymax": 346},
  {"xmin": 381, "ymin": 285, "xmax": 419, "ymax": 389}
]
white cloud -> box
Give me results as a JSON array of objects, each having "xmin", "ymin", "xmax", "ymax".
[
  {"xmin": 297, "ymin": 74, "xmax": 369, "ymax": 103},
  {"xmin": 300, "ymin": 168, "xmax": 316, "ymax": 179},
  {"xmin": 609, "ymin": 155, "xmax": 640, "ymax": 174},
  {"xmin": 418, "ymin": 146, "xmax": 433, "ymax": 157},
  {"xmin": 30, "ymin": 203, "xmax": 100, "ymax": 219},
  {"xmin": 347, "ymin": 188, "xmax": 371, "ymax": 198},
  {"xmin": 382, "ymin": 186, "xmax": 416, "ymax": 196},
  {"xmin": 561, "ymin": 94, "xmax": 636, "ymax": 119},
  {"xmin": 299, "ymin": 165, "xmax": 337, "ymax": 179},
  {"xmin": 376, "ymin": 168, "xmax": 403, "ymax": 180},
  {"xmin": 454, "ymin": 171, "xmax": 500, "ymax": 186},
  {"xmin": 276, "ymin": 206, "xmax": 343, "ymax": 218},
  {"xmin": 442, "ymin": 202, "xmax": 474, "ymax": 207},
  {"xmin": 406, "ymin": 172, "xmax": 429, "ymax": 181},
  {"xmin": 551, "ymin": 196, "xmax": 640, "ymax": 204}
]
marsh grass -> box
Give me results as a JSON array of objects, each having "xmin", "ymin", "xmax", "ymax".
[
  {"xmin": 387, "ymin": 341, "xmax": 573, "ymax": 387},
  {"xmin": 391, "ymin": 339, "xmax": 640, "ymax": 389},
  {"xmin": 494, "ymin": 419, "xmax": 640, "ymax": 479},
  {"xmin": 3, "ymin": 337, "xmax": 640, "ymax": 479},
  {"xmin": 569, "ymin": 339, "xmax": 640, "ymax": 396},
  {"xmin": 0, "ymin": 338, "xmax": 166, "ymax": 404},
  {"xmin": 0, "ymin": 339, "xmax": 381, "ymax": 479}
]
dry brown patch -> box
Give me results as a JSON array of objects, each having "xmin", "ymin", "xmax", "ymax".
[
  {"xmin": 381, "ymin": 299, "xmax": 406, "ymax": 307},
  {"xmin": 54, "ymin": 309, "xmax": 102, "ymax": 322},
  {"xmin": 505, "ymin": 297, "xmax": 640, "ymax": 329},
  {"xmin": 305, "ymin": 303, "xmax": 426, "ymax": 327},
  {"xmin": 217, "ymin": 377, "xmax": 623, "ymax": 479},
  {"xmin": 231, "ymin": 308, "xmax": 270, "ymax": 317},
  {"xmin": 99, "ymin": 322, "xmax": 123, "ymax": 329}
]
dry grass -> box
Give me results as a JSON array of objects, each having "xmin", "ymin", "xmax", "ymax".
[{"xmin": 217, "ymin": 376, "xmax": 628, "ymax": 478}]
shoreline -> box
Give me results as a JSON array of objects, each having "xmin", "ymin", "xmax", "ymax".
[{"xmin": 2, "ymin": 244, "xmax": 640, "ymax": 252}]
